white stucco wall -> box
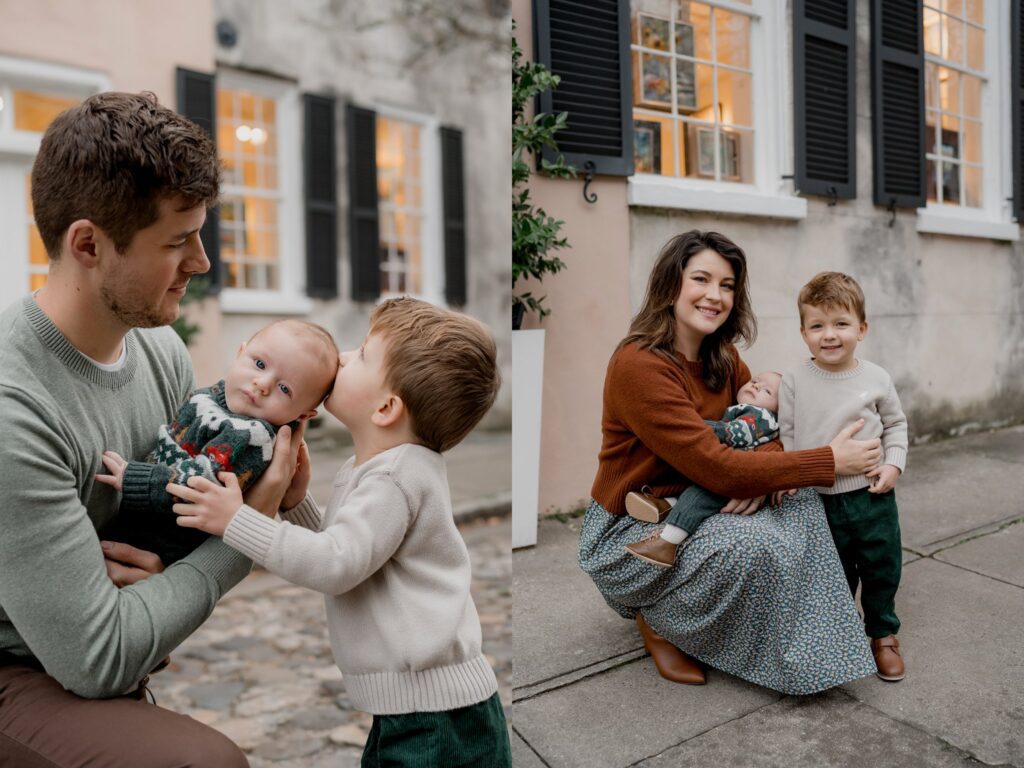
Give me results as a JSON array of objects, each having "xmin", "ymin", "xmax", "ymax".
[{"xmin": 208, "ymin": 0, "xmax": 512, "ymax": 425}]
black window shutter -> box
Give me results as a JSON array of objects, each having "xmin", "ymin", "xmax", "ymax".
[
  {"xmin": 793, "ymin": 0, "xmax": 857, "ymax": 199},
  {"xmin": 870, "ymin": 0, "xmax": 925, "ymax": 208},
  {"xmin": 303, "ymin": 94, "xmax": 338, "ymax": 299},
  {"xmin": 440, "ymin": 127, "xmax": 467, "ymax": 306},
  {"xmin": 1012, "ymin": 0, "xmax": 1023, "ymax": 221},
  {"xmin": 176, "ymin": 67, "xmax": 221, "ymax": 292},
  {"xmin": 346, "ymin": 104, "xmax": 380, "ymax": 302},
  {"xmin": 533, "ymin": 0, "xmax": 633, "ymax": 175}
]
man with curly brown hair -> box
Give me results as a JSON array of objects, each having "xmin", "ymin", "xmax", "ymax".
[{"xmin": 0, "ymin": 91, "xmax": 298, "ymax": 767}]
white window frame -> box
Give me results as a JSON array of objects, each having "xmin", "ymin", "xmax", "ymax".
[
  {"xmin": 626, "ymin": 0, "xmax": 807, "ymax": 219},
  {"xmin": 374, "ymin": 104, "xmax": 445, "ymax": 307},
  {"xmin": 916, "ymin": 0, "xmax": 1019, "ymax": 241},
  {"xmin": 0, "ymin": 56, "xmax": 109, "ymax": 311},
  {"xmin": 215, "ymin": 70, "xmax": 312, "ymax": 314}
]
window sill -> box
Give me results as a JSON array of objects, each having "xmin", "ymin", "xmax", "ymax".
[
  {"xmin": 915, "ymin": 208, "xmax": 1020, "ymax": 242},
  {"xmin": 219, "ymin": 289, "xmax": 314, "ymax": 315},
  {"xmin": 628, "ymin": 176, "xmax": 807, "ymax": 220}
]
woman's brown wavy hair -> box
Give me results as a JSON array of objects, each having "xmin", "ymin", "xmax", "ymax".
[{"xmin": 619, "ymin": 230, "xmax": 757, "ymax": 392}]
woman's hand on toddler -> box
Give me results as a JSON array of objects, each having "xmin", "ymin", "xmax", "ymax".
[
  {"xmin": 95, "ymin": 450, "xmax": 128, "ymax": 492},
  {"xmin": 866, "ymin": 464, "xmax": 900, "ymax": 494},
  {"xmin": 168, "ymin": 473, "xmax": 244, "ymax": 537}
]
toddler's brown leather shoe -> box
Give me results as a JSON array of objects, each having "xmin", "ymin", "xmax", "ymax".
[
  {"xmin": 871, "ymin": 635, "xmax": 905, "ymax": 681},
  {"xmin": 624, "ymin": 490, "xmax": 671, "ymax": 523},
  {"xmin": 625, "ymin": 531, "xmax": 678, "ymax": 567}
]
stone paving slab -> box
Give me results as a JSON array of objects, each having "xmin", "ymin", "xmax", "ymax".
[
  {"xmin": 513, "ymin": 657, "xmax": 779, "ymax": 768},
  {"xmin": 896, "ymin": 431, "xmax": 1024, "ymax": 554},
  {"xmin": 844, "ymin": 557, "xmax": 1024, "ymax": 767},
  {"xmin": 635, "ymin": 690, "xmax": 981, "ymax": 767},
  {"xmin": 512, "ymin": 731, "xmax": 548, "ymax": 768},
  {"xmin": 512, "ymin": 518, "xmax": 639, "ymax": 689},
  {"xmin": 933, "ymin": 520, "xmax": 1024, "ymax": 588}
]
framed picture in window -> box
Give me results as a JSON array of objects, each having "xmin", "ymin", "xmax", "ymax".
[
  {"xmin": 636, "ymin": 52, "xmax": 671, "ymax": 109},
  {"xmin": 675, "ymin": 21, "xmax": 695, "ymax": 57},
  {"xmin": 674, "ymin": 21, "xmax": 696, "ymax": 111},
  {"xmin": 676, "ymin": 59, "xmax": 696, "ymax": 111},
  {"xmin": 693, "ymin": 126, "xmax": 741, "ymax": 181},
  {"xmin": 634, "ymin": 120, "xmax": 662, "ymax": 174},
  {"xmin": 637, "ymin": 13, "xmax": 670, "ymax": 51}
]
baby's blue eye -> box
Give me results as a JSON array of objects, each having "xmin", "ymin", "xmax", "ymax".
[
  {"xmin": 255, "ymin": 359, "xmax": 265, "ymax": 369},
  {"xmin": 279, "ymin": 383, "xmax": 291, "ymax": 396}
]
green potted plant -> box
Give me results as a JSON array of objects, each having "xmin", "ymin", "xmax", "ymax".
[{"xmin": 512, "ymin": 26, "xmax": 573, "ymax": 330}]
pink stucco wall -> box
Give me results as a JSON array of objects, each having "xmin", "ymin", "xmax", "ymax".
[
  {"xmin": 512, "ymin": 0, "xmax": 633, "ymax": 517},
  {"xmin": 0, "ymin": 0, "xmax": 215, "ymax": 102}
]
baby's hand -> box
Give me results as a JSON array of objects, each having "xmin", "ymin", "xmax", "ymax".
[
  {"xmin": 770, "ymin": 488, "xmax": 798, "ymax": 507},
  {"xmin": 866, "ymin": 464, "xmax": 901, "ymax": 494},
  {"xmin": 168, "ymin": 473, "xmax": 244, "ymax": 537},
  {"xmin": 95, "ymin": 451, "xmax": 128, "ymax": 492}
]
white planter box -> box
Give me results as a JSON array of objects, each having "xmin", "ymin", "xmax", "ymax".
[{"xmin": 512, "ymin": 329, "xmax": 545, "ymax": 548}]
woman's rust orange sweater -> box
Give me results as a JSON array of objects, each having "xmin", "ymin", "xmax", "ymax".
[{"xmin": 591, "ymin": 343, "xmax": 836, "ymax": 515}]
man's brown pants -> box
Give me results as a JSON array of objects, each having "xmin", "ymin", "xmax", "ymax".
[{"xmin": 0, "ymin": 663, "xmax": 248, "ymax": 767}]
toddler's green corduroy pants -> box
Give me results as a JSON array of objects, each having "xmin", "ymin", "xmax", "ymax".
[{"xmin": 820, "ymin": 487, "xmax": 902, "ymax": 638}]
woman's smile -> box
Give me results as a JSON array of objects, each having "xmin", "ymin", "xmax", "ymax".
[{"xmin": 672, "ymin": 249, "xmax": 736, "ymax": 358}]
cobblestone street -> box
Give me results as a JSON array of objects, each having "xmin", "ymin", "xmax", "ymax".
[{"xmin": 148, "ymin": 514, "xmax": 510, "ymax": 767}]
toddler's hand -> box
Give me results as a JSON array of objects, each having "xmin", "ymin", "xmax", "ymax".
[
  {"xmin": 95, "ymin": 450, "xmax": 128, "ymax": 492},
  {"xmin": 168, "ymin": 472, "xmax": 244, "ymax": 537},
  {"xmin": 866, "ymin": 464, "xmax": 901, "ymax": 494}
]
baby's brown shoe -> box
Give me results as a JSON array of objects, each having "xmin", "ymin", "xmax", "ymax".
[
  {"xmin": 871, "ymin": 635, "xmax": 905, "ymax": 681},
  {"xmin": 625, "ymin": 531, "xmax": 678, "ymax": 567},
  {"xmin": 625, "ymin": 490, "xmax": 671, "ymax": 523}
]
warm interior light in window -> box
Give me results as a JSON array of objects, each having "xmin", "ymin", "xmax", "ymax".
[
  {"xmin": 250, "ymin": 127, "xmax": 266, "ymax": 145},
  {"xmin": 236, "ymin": 125, "xmax": 252, "ymax": 142}
]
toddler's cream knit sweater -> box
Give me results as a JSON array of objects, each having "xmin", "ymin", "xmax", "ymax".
[{"xmin": 223, "ymin": 443, "xmax": 497, "ymax": 714}]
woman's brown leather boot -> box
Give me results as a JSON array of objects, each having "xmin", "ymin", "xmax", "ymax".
[{"xmin": 636, "ymin": 613, "xmax": 706, "ymax": 684}]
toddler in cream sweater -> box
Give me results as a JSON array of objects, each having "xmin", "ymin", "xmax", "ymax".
[{"xmin": 170, "ymin": 298, "xmax": 510, "ymax": 767}]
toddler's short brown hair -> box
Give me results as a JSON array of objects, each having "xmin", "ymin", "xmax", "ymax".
[
  {"xmin": 798, "ymin": 271, "xmax": 866, "ymax": 325},
  {"xmin": 369, "ymin": 298, "xmax": 500, "ymax": 453}
]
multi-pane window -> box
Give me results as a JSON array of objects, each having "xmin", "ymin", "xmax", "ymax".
[
  {"xmin": 216, "ymin": 86, "xmax": 281, "ymax": 290},
  {"xmin": 923, "ymin": 0, "xmax": 984, "ymax": 207},
  {"xmin": 0, "ymin": 86, "xmax": 82, "ymax": 296},
  {"xmin": 10, "ymin": 89, "xmax": 78, "ymax": 132},
  {"xmin": 630, "ymin": 0, "xmax": 754, "ymax": 183},
  {"xmin": 376, "ymin": 116, "xmax": 424, "ymax": 294}
]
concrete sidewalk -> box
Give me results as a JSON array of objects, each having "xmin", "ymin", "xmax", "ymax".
[{"xmin": 512, "ymin": 426, "xmax": 1024, "ymax": 768}]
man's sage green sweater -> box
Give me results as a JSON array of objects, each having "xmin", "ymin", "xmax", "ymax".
[{"xmin": 0, "ymin": 297, "xmax": 251, "ymax": 698}]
